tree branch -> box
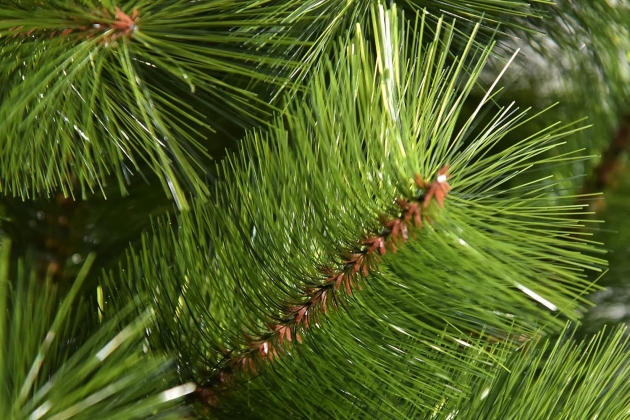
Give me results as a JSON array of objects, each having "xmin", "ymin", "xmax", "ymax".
[{"xmin": 194, "ymin": 168, "xmax": 452, "ymax": 406}]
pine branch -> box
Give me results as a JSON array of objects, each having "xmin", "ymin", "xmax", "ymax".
[
  {"xmin": 194, "ymin": 167, "xmax": 452, "ymax": 404},
  {"xmin": 434, "ymin": 324, "xmax": 630, "ymax": 419},
  {"xmin": 105, "ymin": 5, "xmax": 605, "ymax": 417},
  {"xmin": 0, "ymin": 0, "xmax": 361, "ymax": 209},
  {"xmin": 0, "ymin": 0, "xmax": 560, "ymax": 209},
  {"xmin": 407, "ymin": 0, "xmax": 552, "ymax": 27},
  {"xmin": 403, "ymin": 0, "xmax": 552, "ymax": 50},
  {"xmin": 0, "ymin": 240, "xmax": 193, "ymax": 419}
]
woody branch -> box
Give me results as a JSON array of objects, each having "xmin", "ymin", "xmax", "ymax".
[{"xmin": 195, "ymin": 165, "xmax": 452, "ymax": 406}]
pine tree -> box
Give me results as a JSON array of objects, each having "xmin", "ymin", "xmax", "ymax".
[{"xmin": 1, "ymin": 1, "xmax": 630, "ymax": 419}]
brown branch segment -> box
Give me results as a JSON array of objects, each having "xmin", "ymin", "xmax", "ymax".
[
  {"xmin": 195, "ymin": 166, "xmax": 452, "ymax": 406},
  {"xmin": 9, "ymin": 6, "xmax": 139, "ymax": 43},
  {"xmin": 581, "ymin": 114, "xmax": 630, "ymax": 210}
]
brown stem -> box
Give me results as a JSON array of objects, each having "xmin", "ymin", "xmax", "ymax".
[
  {"xmin": 581, "ymin": 114, "xmax": 630, "ymax": 201},
  {"xmin": 10, "ymin": 6, "xmax": 139, "ymax": 42},
  {"xmin": 194, "ymin": 167, "xmax": 452, "ymax": 406}
]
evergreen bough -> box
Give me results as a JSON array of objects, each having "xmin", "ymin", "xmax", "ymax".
[{"xmin": 0, "ymin": 0, "xmax": 628, "ymax": 419}]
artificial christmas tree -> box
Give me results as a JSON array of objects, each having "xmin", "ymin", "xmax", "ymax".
[{"xmin": 1, "ymin": 1, "xmax": 629, "ymax": 419}]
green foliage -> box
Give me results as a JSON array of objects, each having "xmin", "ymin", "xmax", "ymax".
[
  {"xmin": 0, "ymin": 0, "xmax": 364, "ymax": 209},
  {"xmin": 581, "ymin": 167, "xmax": 630, "ymax": 333},
  {"xmin": 391, "ymin": 0, "xmax": 553, "ymax": 60},
  {"xmin": 436, "ymin": 325, "xmax": 630, "ymax": 419},
  {"xmin": 0, "ymin": 0, "xmax": 627, "ymax": 419},
  {"xmin": 489, "ymin": 0, "xmax": 630, "ymax": 192},
  {"xmin": 105, "ymin": 5, "xmax": 606, "ymax": 417},
  {"xmin": 0, "ymin": 240, "xmax": 192, "ymax": 419},
  {"xmin": 0, "ymin": 0, "xmax": 573, "ymax": 210},
  {"xmin": 519, "ymin": 0, "xmax": 630, "ymax": 113},
  {"xmin": 405, "ymin": 0, "xmax": 552, "ymax": 33}
]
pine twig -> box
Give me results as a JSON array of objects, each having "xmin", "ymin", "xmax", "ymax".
[
  {"xmin": 10, "ymin": 6, "xmax": 139, "ymax": 42},
  {"xmin": 194, "ymin": 166, "xmax": 452, "ymax": 406}
]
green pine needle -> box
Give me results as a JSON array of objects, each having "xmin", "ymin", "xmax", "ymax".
[
  {"xmin": 0, "ymin": 240, "xmax": 193, "ymax": 419},
  {"xmin": 435, "ymin": 324, "xmax": 630, "ymax": 419},
  {"xmin": 104, "ymin": 4, "xmax": 606, "ymax": 417},
  {"xmin": 402, "ymin": 0, "xmax": 553, "ymax": 48},
  {"xmin": 0, "ymin": 0, "xmax": 361, "ymax": 208}
]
